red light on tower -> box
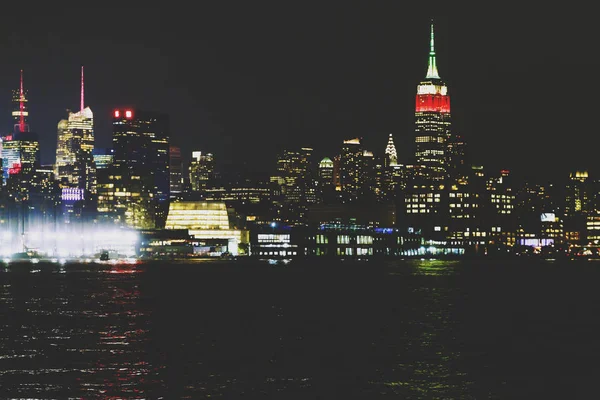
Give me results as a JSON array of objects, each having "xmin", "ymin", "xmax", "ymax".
[
  {"xmin": 125, "ymin": 110, "xmax": 132, "ymax": 118},
  {"xmin": 114, "ymin": 110, "xmax": 120, "ymax": 118}
]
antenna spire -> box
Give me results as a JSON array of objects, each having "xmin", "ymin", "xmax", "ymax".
[
  {"xmin": 425, "ymin": 20, "xmax": 440, "ymax": 79},
  {"xmin": 19, "ymin": 69, "xmax": 25, "ymax": 133},
  {"xmin": 80, "ymin": 65, "xmax": 85, "ymax": 111}
]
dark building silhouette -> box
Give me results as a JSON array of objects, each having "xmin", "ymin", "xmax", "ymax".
[{"xmin": 97, "ymin": 108, "xmax": 170, "ymax": 228}]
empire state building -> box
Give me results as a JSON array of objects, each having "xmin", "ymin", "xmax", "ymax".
[{"xmin": 414, "ymin": 22, "xmax": 452, "ymax": 181}]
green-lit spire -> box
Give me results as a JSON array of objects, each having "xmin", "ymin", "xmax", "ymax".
[{"xmin": 425, "ymin": 21, "xmax": 440, "ymax": 79}]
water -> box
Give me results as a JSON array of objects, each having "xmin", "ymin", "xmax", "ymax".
[{"xmin": 1, "ymin": 258, "xmax": 599, "ymax": 398}]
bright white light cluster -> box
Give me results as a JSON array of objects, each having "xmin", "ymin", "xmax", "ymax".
[
  {"xmin": 417, "ymin": 83, "xmax": 448, "ymax": 95},
  {"xmin": 0, "ymin": 224, "xmax": 138, "ymax": 259}
]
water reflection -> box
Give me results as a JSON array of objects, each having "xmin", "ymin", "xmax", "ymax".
[
  {"xmin": 0, "ymin": 263, "xmax": 164, "ymax": 397},
  {"xmin": 0, "ymin": 260, "xmax": 493, "ymax": 397}
]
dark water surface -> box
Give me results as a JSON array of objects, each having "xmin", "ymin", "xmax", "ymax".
[{"xmin": 1, "ymin": 259, "xmax": 599, "ymax": 398}]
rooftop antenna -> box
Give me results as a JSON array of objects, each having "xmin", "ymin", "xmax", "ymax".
[
  {"xmin": 425, "ymin": 19, "xmax": 440, "ymax": 79},
  {"xmin": 19, "ymin": 69, "xmax": 25, "ymax": 132},
  {"xmin": 80, "ymin": 65, "xmax": 85, "ymax": 112}
]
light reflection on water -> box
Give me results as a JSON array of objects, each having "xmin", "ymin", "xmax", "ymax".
[
  {"xmin": 1, "ymin": 259, "xmax": 597, "ymax": 397},
  {"xmin": 0, "ymin": 262, "xmax": 164, "ymax": 397}
]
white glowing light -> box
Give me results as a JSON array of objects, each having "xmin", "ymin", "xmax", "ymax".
[
  {"xmin": 417, "ymin": 84, "xmax": 448, "ymax": 95},
  {"xmin": 0, "ymin": 224, "xmax": 139, "ymax": 261}
]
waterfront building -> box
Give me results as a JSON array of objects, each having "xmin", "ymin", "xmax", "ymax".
[{"xmin": 164, "ymin": 201, "xmax": 248, "ymax": 255}]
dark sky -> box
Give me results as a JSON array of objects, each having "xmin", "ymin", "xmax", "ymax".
[{"xmin": 0, "ymin": 4, "xmax": 597, "ymax": 182}]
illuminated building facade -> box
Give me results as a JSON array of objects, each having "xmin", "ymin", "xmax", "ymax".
[
  {"xmin": 112, "ymin": 109, "xmax": 170, "ymax": 200},
  {"xmin": 446, "ymin": 182, "xmax": 487, "ymax": 245},
  {"xmin": 189, "ymin": 151, "xmax": 215, "ymax": 192},
  {"xmin": 384, "ymin": 133, "xmax": 398, "ymax": 166},
  {"xmin": 204, "ymin": 186, "xmax": 271, "ymax": 204},
  {"xmin": 318, "ymin": 157, "xmax": 334, "ymax": 183},
  {"xmin": 274, "ymin": 147, "xmax": 315, "ymax": 203},
  {"xmin": 169, "ymin": 145, "xmax": 183, "ymax": 198},
  {"xmin": 561, "ymin": 170, "xmax": 591, "ymax": 244},
  {"xmin": 333, "ymin": 155, "xmax": 341, "ymax": 191},
  {"xmin": 401, "ymin": 164, "xmax": 519, "ymax": 252},
  {"xmin": 359, "ymin": 150, "xmax": 376, "ymax": 199},
  {"xmin": 340, "ymin": 138, "xmax": 363, "ymax": 201},
  {"xmin": 565, "ymin": 171, "xmax": 590, "ymax": 216},
  {"xmin": 1, "ymin": 132, "xmax": 40, "ymax": 179},
  {"xmin": 93, "ymin": 148, "xmax": 114, "ymax": 169},
  {"xmin": 447, "ymin": 133, "xmax": 467, "ymax": 177},
  {"xmin": 29, "ymin": 167, "xmax": 61, "ymax": 228},
  {"xmin": 371, "ymin": 156, "xmax": 394, "ymax": 202},
  {"xmin": 164, "ymin": 201, "xmax": 248, "ymax": 255},
  {"xmin": 55, "ymin": 68, "xmax": 96, "ymax": 193},
  {"xmin": 55, "ymin": 119, "xmax": 70, "ymax": 171},
  {"xmin": 486, "ymin": 169, "xmax": 516, "ymax": 245},
  {"xmin": 60, "ymin": 187, "xmax": 85, "ymax": 224},
  {"xmin": 414, "ymin": 23, "xmax": 452, "ymax": 181},
  {"xmin": 55, "ymin": 108, "xmax": 96, "ymax": 191},
  {"xmin": 2, "ymin": 71, "xmax": 39, "ymax": 183},
  {"xmin": 1, "ymin": 137, "xmax": 20, "ymax": 181},
  {"xmin": 97, "ymin": 108, "xmax": 170, "ymax": 228}
]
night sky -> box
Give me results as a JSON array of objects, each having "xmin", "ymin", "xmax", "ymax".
[{"xmin": 0, "ymin": 4, "xmax": 597, "ymax": 182}]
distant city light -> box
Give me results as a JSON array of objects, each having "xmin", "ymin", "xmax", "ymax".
[
  {"xmin": 8, "ymin": 162, "xmax": 21, "ymax": 175},
  {"xmin": 61, "ymin": 188, "xmax": 85, "ymax": 201}
]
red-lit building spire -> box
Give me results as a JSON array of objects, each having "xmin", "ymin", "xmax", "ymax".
[
  {"xmin": 414, "ymin": 20, "xmax": 453, "ymax": 180},
  {"xmin": 415, "ymin": 20, "xmax": 450, "ymax": 114},
  {"xmin": 80, "ymin": 65, "xmax": 85, "ymax": 112},
  {"xmin": 19, "ymin": 69, "xmax": 25, "ymax": 132}
]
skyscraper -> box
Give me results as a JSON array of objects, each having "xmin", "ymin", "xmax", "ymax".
[
  {"xmin": 318, "ymin": 157, "xmax": 334, "ymax": 185},
  {"xmin": 98, "ymin": 108, "xmax": 169, "ymax": 228},
  {"xmin": 169, "ymin": 145, "xmax": 183, "ymax": 198},
  {"xmin": 414, "ymin": 22, "xmax": 452, "ymax": 181},
  {"xmin": 340, "ymin": 138, "xmax": 363, "ymax": 201},
  {"xmin": 2, "ymin": 71, "xmax": 39, "ymax": 181},
  {"xmin": 317, "ymin": 157, "xmax": 335, "ymax": 203},
  {"xmin": 189, "ymin": 151, "xmax": 215, "ymax": 192},
  {"xmin": 385, "ymin": 133, "xmax": 398, "ymax": 166},
  {"xmin": 55, "ymin": 67, "xmax": 96, "ymax": 193},
  {"xmin": 274, "ymin": 147, "xmax": 314, "ymax": 203}
]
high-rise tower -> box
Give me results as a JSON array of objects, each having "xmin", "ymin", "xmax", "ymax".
[
  {"xmin": 2, "ymin": 70, "xmax": 39, "ymax": 181},
  {"xmin": 12, "ymin": 70, "xmax": 29, "ymax": 134},
  {"xmin": 385, "ymin": 133, "xmax": 398, "ymax": 166},
  {"xmin": 414, "ymin": 22, "xmax": 452, "ymax": 181},
  {"xmin": 169, "ymin": 146, "xmax": 183, "ymax": 198},
  {"xmin": 96, "ymin": 108, "xmax": 169, "ymax": 228},
  {"xmin": 55, "ymin": 66, "xmax": 96, "ymax": 193}
]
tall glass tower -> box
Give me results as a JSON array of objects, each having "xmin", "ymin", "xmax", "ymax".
[{"xmin": 55, "ymin": 67, "xmax": 96, "ymax": 193}]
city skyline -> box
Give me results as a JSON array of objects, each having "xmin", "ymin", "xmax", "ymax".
[
  {"xmin": 1, "ymin": 6, "xmax": 599, "ymax": 180},
  {"xmin": 4, "ymin": 6, "xmax": 600, "ymax": 399}
]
